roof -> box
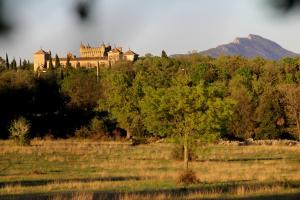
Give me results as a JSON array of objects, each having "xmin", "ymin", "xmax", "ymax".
[
  {"xmin": 110, "ymin": 48, "xmax": 123, "ymax": 54},
  {"xmin": 34, "ymin": 49, "xmax": 47, "ymax": 55},
  {"xmin": 124, "ymin": 49, "xmax": 138, "ymax": 56},
  {"xmin": 57, "ymin": 57, "xmax": 108, "ymax": 61}
]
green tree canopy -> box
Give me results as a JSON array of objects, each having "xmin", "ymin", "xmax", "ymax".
[
  {"xmin": 62, "ymin": 70, "xmax": 101, "ymax": 111},
  {"xmin": 140, "ymin": 76, "xmax": 235, "ymax": 169}
]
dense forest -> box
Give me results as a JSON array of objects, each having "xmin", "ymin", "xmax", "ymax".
[{"xmin": 1, "ymin": 53, "xmax": 300, "ymax": 141}]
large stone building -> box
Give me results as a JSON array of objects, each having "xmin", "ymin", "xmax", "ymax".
[{"xmin": 33, "ymin": 43, "xmax": 138, "ymax": 71}]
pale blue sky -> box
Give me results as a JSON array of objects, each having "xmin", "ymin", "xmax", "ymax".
[{"xmin": 1, "ymin": 0, "xmax": 300, "ymax": 60}]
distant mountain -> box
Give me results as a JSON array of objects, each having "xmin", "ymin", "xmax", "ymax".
[{"xmin": 199, "ymin": 34, "xmax": 299, "ymax": 60}]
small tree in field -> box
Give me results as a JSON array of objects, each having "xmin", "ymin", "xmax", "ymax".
[
  {"xmin": 141, "ymin": 75, "xmax": 235, "ymax": 179},
  {"xmin": 9, "ymin": 117, "xmax": 31, "ymax": 145}
]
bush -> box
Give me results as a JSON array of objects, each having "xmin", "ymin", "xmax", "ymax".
[
  {"xmin": 9, "ymin": 117, "xmax": 31, "ymax": 145},
  {"xmin": 89, "ymin": 117, "xmax": 106, "ymax": 133},
  {"xmin": 74, "ymin": 126, "xmax": 90, "ymax": 138},
  {"xmin": 177, "ymin": 169, "xmax": 199, "ymax": 185}
]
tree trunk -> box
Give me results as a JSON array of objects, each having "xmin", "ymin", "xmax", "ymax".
[
  {"xmin": 126, "ymin": 128, "xmax": 132, "ymax": 139},
  {"xmin": 183, "ymin": 132, "xmax": 189, "ymax": 171},
  {"xmin": 296, "ymin": 116, "xmax": 300, "ymax": 141}
]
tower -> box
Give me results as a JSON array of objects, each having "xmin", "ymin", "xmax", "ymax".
[{"xmin": 34, "ymin": 49, "xmax": 47, "ymax": 71}]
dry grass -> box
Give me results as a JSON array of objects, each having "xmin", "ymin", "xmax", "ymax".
[
  {"xmin": 52, "ymin": 192, "xmax": 93, "ymax": 200},
  {"xmin": 120, "ymin": 193, "xmax": 171, "ymax": 200},
  {"xmin": 0, "ymin": 139, "xmax": 300, "ymax": 199}
]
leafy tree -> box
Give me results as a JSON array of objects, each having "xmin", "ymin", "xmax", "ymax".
[
  {"xmin": 99, "ymin": 70, "xmax": 143, "ymax": 138},
  {"xmin": 229, "ymin": 87, "xmax": 255, "ymax": 139},
  {"xmin": 9, "ymin": 117, "xmax": 31, "ymax": 145},
  {"xmin": 141, "ymin": 76, "xmax": 235, "ymax": 170},
  {"xmin": 255, "ymin": 88, "xmax": 285, "ymax": 139},
  {"xmin": 134, "ymin": 57, "xmax": 180, "ymax": 88},
  {"xmin": 279, "ymin": 84, "xmax": 300, "ymax": 140},
  {"xmin": 191, "ymin": 63, "xmax": 218, "ymax": 84},
  {"xmin": 62, "ymin": 70, "xmax": 101, "ymax": 111}
]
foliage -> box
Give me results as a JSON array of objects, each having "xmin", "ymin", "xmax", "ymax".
[
  {"xmin": 89, "ymin": 117, "xmax": 106, "ymax": 134},
  {"xmin": 9, "ymin": 117, "xmax": 31, "ymax": 145},
  {"xmin": 99, "ymin": 69, "xmax": 143, "ymax": 138},
  {"xmin": 141, "ymin": 75, "xmax": 235, "ymax": 170},
  {"xmin": 141, "ymin": 81, "xmax": 235, "ymax": 140},
  {"xmin": 255, "ymin": 88, "xmax": 285, "ymax": 139},
  {"xmin": 1, "ymin": 54, "xmax": 300, "ymax": 141},
  {"xmin": 229, "ymin": 80, "xmax": 255, "ymax": 139},
  {"xmin": 74, "ymin": 126, "xmax": 90, "ymax": 139},
  {"xmin": 62, "ymin": 70, "xmax": 101, "ymax": 111},
  {"xmin": 279, "ymin": 84, "xmax": 300, "ymax": 140}
]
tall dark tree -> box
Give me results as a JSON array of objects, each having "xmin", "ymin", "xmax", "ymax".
[
  {"xmin": 161, "ymin": 50, "xmax": 168, "ymax": 58},
  {"xmin": 48, "ymin": 56, "xmax": 54, "ymax": 70},
  {"xmin": 66, "ymin": 55, "xmax": 71, "ymax": 69},
  {"xmin": 5, "ymin": 53, "xmax": 9, "ymax": 69},
  {"xmin": 22, "ymin": 59, "xmax": 27, "ymax": 69},
  {"xmin": 55, "ymin": 54, "xmax": 60, "ymax": 68},
  {"xmin": 11, "ymin": 58, "xmax": 17, "ymax": 70},
  {"xmin": 19, "ymin": 58, "xmax": 22, "ymax": 68}
]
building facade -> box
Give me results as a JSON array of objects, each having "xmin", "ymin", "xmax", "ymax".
[{"xmin": 33, "ymin": 43, "xmax": 139, "ymax": 71}]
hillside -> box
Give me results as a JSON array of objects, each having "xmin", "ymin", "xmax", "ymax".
[{"xmin": 199, "ymin": 34, "xmax": 299, "ymax": 60}]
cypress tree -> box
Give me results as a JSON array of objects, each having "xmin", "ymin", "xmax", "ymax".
[
  {"xmin": 11, "ymin": 58, "xmax": 17, "ymax": 70},
  {"xmin": 5, "ymin": 53, "xmax": 9, "ymax": 69},
  {"xmin": 22, "ymin": 59, "xmax": 27, "ymax": 68},
  {"xmin": 55, "ymin": 54, "xmax": 60, "ymax": 68},
  {"xmin": 66, "ymin": 55, "xmax": 71, "ymax": 69},
  {"xmin": 48, "ymin": 55, "xmax": 53, "ymax": 70},
  {"xmin": 161, "ymin": 50, "xmax": 168, "ymax": 58}
]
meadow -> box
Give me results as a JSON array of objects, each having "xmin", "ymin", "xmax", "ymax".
[{"xmin": 0, "ymin": 139, "xmax": 300, "ymax": 200}]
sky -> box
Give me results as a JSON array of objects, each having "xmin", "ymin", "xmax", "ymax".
[{"xmin": 1, "ymin": 0, "xmax": 300, "ymax": 61}]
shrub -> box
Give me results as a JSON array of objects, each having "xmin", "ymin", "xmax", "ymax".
[
  {"xmin": 177, "ymin": 169, "xmax": 199, "ymax": 185},
  {"xmin": 74, "ymin": 126, "xmax": 90, "ymax": 139},
  {"xmin": 89, "ymin": 117, "xmax": 106, "ymax": 133},
  {"xmin": 9, "ymin": 117, "xmax": 31, "ymax": 145}
]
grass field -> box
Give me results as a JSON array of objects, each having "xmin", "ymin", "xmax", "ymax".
[{"xmin": 0, "ymin": 139, "xmax": 300, "ymax": 199}]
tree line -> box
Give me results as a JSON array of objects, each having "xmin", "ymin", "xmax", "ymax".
[{"xmin": 1, "ymin": 53, "xmax": 300, "ymax": 142}]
